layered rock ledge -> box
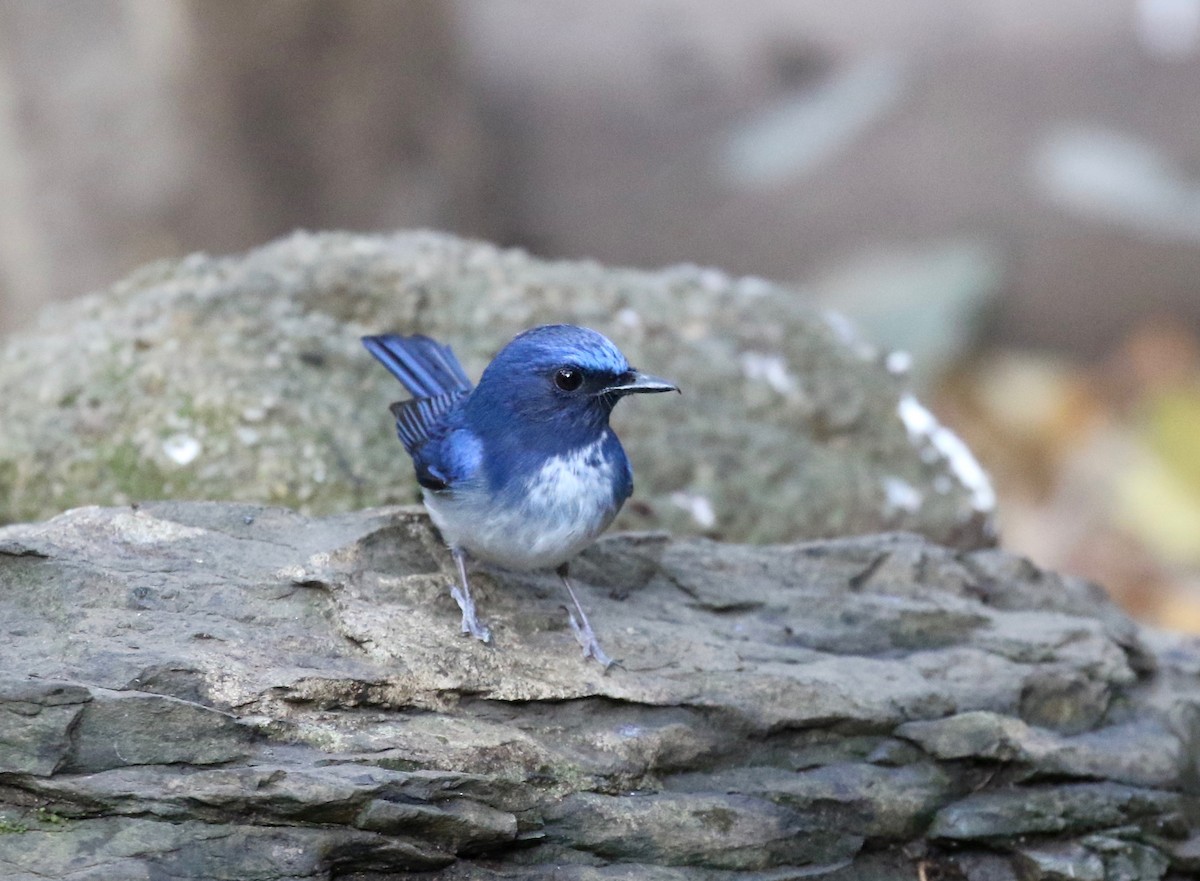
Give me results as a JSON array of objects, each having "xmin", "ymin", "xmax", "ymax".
[{"xmin": 1, "ymin": 502, "xmax": 1195, "ymax": 879}]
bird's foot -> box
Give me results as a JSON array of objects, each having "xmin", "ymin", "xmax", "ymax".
[
  {"xmin": 564, "ymin": 606, "xmax": 616, "ymax": 670},
  {"xmin": 450, "ymin": 584, "xmax": 491, "ymax": 643}
]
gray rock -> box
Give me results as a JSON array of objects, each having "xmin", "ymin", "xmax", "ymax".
[
  {"xmin": 1014, "ymin": 842, "xmax": 1106, "ymax": 881},
  {"xmin": 929, "ymin": 784, "xmax": 1183, "ymax": 842},
  {"xmin": 1, "ymin": 501, "xmax": 1197, "ymax": 878},
  {"xmin": 0, "ymin": 680, "xmax": 91, "ymax": 776},
  {"xmin": 62, "ymin": 691, "xmax": 252, "ymax": 774},
  {"xmin": 897, "ymin": 712, "xmax": 1185, "ymax": 789},
  {"xmin": 0, "ymin": 231, "xmax": 994, "ymax": 548},
  {"xmin": 1083, "ymin": 832, "xmax": 1173, "ymax": 881}
]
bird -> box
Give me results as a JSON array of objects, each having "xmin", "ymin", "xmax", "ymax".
[{"xmin": 362, "ymin": 324, "xmax": 679, "ymax": 667}]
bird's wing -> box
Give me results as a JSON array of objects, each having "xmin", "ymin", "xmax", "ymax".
[
  {"xmin": 411, "ymin": 424, "xmax": 482, "ymax": 492},
  {"xmin": 389, "ymin": 392, "xmax": 467, "ymax": 455},
  {"xmin": 390, "ymin": 394, "xmax": 481, "ymax": 492}
]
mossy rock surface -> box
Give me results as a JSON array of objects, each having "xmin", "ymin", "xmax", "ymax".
[{"xmin": 0, "ymin": 231, "xmax": 993, "ymax": 546}]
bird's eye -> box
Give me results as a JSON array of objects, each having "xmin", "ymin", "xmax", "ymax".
[{"xmin": 554, "ymin": 367, "xmax": 584, "ymax": 392}]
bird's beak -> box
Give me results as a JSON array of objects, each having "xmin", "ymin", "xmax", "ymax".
[{"xmin": 603, "ymin": 370, "xmax": 680, "ymax": 396}]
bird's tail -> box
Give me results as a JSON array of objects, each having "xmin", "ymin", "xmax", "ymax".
[{"xmin": 361, "ymin": 334, "xmax": 473, "ymax": 398}]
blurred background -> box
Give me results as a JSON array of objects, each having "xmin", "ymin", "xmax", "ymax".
[{"xmin": 2, "ymin": 0, "xmax": 1199, "ymax": 630}]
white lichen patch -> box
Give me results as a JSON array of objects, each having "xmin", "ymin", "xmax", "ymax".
[
  {"xmin": 615, "ymin": 307, "xmax": 642, "ymax": 329},
  {"xmin": 739, "ymin": 351, "xmax": 798, "ymax": 397},
  {"xmin": 697, "ymin": 267, "xmax": 730, "ymax": 292},
  {"xmin": 162, "ymin": 433, "xmax": 202, "ymax": 466},
  {"xmin": 276, "ymin": 564, "xmax": 311, "ymax": 583},
  {"xmin": 882, "ymin": 476, "xmax": 924, "ymax": 515},
  {"xmin": 670, "ymin": 491, "xmax": 717, "ymax": 529},
  {"xmin": 885, "ymin": 350, "xmax": 913, "ymax": 376},
  {"xmin": 822, "ymin": 310, "xmax": 879, "ymax": 362},
  {"xmin": 897, "ymin": 394, "xmax": 995, "ymax": 512},
  {"xmin": 108, "ymin": 510, "xmax": 209, "ymax": 545}
]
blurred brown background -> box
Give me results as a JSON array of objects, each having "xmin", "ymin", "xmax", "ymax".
[{"xmin": 2, "ymin": 0, "xmax": 1199, "ymax": 629}]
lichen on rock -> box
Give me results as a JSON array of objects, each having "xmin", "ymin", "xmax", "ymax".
[{"xmin": 0, "ymin": 231, "xmax": 993, "ymax": 547}]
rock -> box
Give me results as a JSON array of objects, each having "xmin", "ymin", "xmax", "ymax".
[
  {"xmin": 0, "ymin": 681, "xmax": 91, "ymax": 776},
  {"xmin": 1014, "ymin": 842, "xmax": 1105, "ymax": 881},
  {"xmin": 897, "ymin": 712, "xmax": 1185, "ymax": 789},
  {"xmin": 0, "ymin": 231, "xmax": 994, "ymax": 548},
  {"xmin": 1, "ymin": 501, "xmax": 1197, "ymax": 878},
  {"xmin": 62, "ymin": 691, "xmax": 252, "ymax": 774}
]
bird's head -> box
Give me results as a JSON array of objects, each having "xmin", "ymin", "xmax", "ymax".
[{"xmin": 468, "ymin": 325, "xmax": 678, "ymax": 438}]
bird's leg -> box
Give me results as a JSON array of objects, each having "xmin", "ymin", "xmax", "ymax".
[
  {"xmin": 556, "ymin": 563, "xmax": 615, "ymax": 669},
  {"xmin": 450, "ymin": 547, "xmax": 491, "ymax": 643}
]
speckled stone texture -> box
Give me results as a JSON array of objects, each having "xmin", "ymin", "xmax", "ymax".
[
  {"xmin": 0, "ymin": 230, "xmax": 993, "ymax": 547},
  {"xmin": 0, "ymin": 502, "xmax": 1196, "ymax": 879}
]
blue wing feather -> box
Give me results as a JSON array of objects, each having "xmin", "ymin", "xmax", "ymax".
[
  {"xmin": 389, "ymin": 392, "xmax": 466, "ymax": 455},
  {"xmin": 362, "ymin": 334, "xmax": 472, "ymax": 398}
]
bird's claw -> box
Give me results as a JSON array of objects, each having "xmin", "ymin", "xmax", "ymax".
[
  {"xmin": 565, "ymin": 607, "xmax": 616, "ymax": 671},
  {"xmin": 450, "ymin": 584, "xmax": 491, "ymax": 643}
]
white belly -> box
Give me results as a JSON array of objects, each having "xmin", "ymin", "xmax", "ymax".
[{"xmin": 424, "ymin": 436, "xmax": 621, "ymax": 571}]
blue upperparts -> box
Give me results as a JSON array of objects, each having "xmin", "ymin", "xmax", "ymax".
[{"xmin": 363, "ymin": 325, "xmax": 676, "ymax": 498}]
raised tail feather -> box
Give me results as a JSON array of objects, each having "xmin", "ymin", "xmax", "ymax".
[
  {"xmin": 363, "ymin": 334, "xmax": 473, "ymax": 457},
  {"xmin": 361, "ymin": 334, "xmax": 472, "ymax": 398}
]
